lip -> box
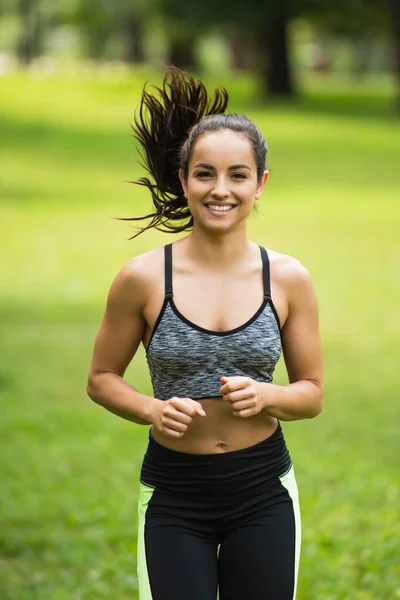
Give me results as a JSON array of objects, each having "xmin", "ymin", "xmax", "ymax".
[
  {"xmin": 204, "ymin": 202, "xmax": 237, "ymax": 207},
  {"xmin": 204, "ymin": 203, "xmax": 237, "ymax": 216}
]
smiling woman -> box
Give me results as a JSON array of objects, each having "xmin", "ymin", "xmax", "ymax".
[
  {"xmin": 178, "ymin": 130, "xmax": 268, "ymax": 228},
  {"xmin": 119, "ymin": 69, "xmax": 268, "ymax": 237},
  {"xmin": 87, "ymin": 67, "xmax": 323, "ymax": 600}
]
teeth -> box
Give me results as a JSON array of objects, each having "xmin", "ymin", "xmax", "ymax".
[{"xmin": 207, "ymin": 204, "xmax": 235, "ymax": 212}]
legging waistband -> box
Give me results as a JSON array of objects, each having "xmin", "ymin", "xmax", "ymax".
[{"xmin": 140, "ymin": 421, "xmax": 292, "ymax": 500}]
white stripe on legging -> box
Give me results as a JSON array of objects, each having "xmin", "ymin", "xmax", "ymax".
[{"xmin": 279, "ymin": 465, "xmax": 301, "ymax": 600}]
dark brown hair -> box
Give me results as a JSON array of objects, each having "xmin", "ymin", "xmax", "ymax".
[{"xmin": 122, "ymin": 67, "xmax": 268, "ymax": 238}]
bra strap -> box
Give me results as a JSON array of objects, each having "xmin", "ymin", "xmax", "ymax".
[
  {"xmin": 259, "ymin": 246, "xmax": 271, "ymax": 299},
  {"xmin": 164, "ymin": 243, "xmax": 173, "ymax": 298}
]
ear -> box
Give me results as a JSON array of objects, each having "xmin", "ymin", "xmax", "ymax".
[
  {"xmin": 178, "ymin": 169, "xmax": 188, "ymax": 198},
  {"xmin": 255, "ymin": 170, "xmax": 269, "ymax": 200}
]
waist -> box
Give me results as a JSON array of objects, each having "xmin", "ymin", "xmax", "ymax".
[
  {"xmin": 140, "ymin": 421, "xmax": 292, "ymax": 500},
  {"xmin": 150, "ymin": 397, "xmax": 278, "ymax": 454}
]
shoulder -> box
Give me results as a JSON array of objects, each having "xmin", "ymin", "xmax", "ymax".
[
  {"xmin": 108, "ymin": 245, "xmax": 165, "ymax": 310},
  {"xmin": 266, "ymin": 248, "xmax": 316, "ymax": 303}
]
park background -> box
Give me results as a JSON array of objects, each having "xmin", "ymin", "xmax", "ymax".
[{"xmin": 0, "ymin": 1, "xmax": 399, "ymax": 598}]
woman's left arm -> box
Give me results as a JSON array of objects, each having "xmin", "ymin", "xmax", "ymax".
[
  {"xmin": 259, "ymin": 259, "xmax": 324, "ymax": 421},
  {"xmin": 220, "ymin": 258, "xmax": 324, "ymax": 421}
]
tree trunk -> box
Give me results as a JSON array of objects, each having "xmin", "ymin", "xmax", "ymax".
[
  {"xmin": 168, "ymin": 35, "xmax": 198, "ymax": 70},
  {"xmin": 125, "ymin": 16, "xmax": 146, "ymax": 64},
  {"xmin": 256, "ymin": 9, "xmax": 295, "ymax": 97},
  {"xmin": 16, "ymin": 0, "xmax": 42, "ymax": 65},
  {"xmin": 388, "ymin": 0, "xmax": 400, "ymax": 108},
  {"xmin": 229, "ymin": 32, "xmax": 256, "ymax": 71}
]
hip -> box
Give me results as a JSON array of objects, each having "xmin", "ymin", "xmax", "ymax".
[{"xmin": 140, "ymin": 420, "xmax": 293, "ymax": 504}]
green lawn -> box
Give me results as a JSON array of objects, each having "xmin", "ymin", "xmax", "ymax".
[{"xmin": 0, "ymin": 67, "xmax": 399, "ymax": 599}]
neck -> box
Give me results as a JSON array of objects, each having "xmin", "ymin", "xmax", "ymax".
[{"xmin": 183, "ymin": 226, "xmax": 254, "ymax": 269}]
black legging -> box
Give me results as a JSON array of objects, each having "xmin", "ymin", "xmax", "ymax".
[{"xmin": 137, "ymin": 423, "xmax": 301, "ymax": 600}]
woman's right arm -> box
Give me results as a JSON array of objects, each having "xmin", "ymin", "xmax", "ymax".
[
  {"xmin": 87, "ymin": 258, "xmax": 160, "ymax": 425},
  {"xmin": 86, "ymin": 257, "xmax": 206, "ymax": 436}
]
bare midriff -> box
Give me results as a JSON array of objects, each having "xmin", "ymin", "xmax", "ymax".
[{"xmin": 150, "ymin": 396, "xmax": 278, "ymax": 454}]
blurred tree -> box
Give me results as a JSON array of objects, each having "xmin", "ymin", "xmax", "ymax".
[
  {"xmin": 63, "ymin": 0, "xmax": 157, "ymax": 62},
  {"xmin": 161, "ymin": 0, "xmax": 397, "ymax": 100},
  {"xmin": 161, "ymin": 0, "xmax": 319, "ymax": 97},
  {"xmin": 119, "ymin": 0, "xmax": 159, "ymax": 64},
  {"xmin": 310, "ymin": 0, "xmax": 390, "ymax": 73},
  {"xmin": 229, "ymin": 31, "xmax": 257, "ymax": 71},
  {"xmin": 61, "ymin": 0, "xmax": 199, "ymax": 67},
  {"xmin": 3, "ymin": 0, "xmax": 398, "ymax": 104},
  {"xmin": 15, "ymin": 0, "xmax": 43, "ymax": 64},
  {"xmin": 65, "ymin": 0, "xmax": 118, "ymax": 59},
  {"xmin": 310, "ymin": 0, "xmax": 399, "ymax": 104},
  {"xmin": 125, "ymin": 14, "xmax": 145, "ymax": 63},
  {"xmin": 168, "ymin": 34, "xmax": 198, "ymax": 70},
  {"xmin": 165, "ymin": 20, "xmax": 200, "ymax": 69},
  {"xmin": 254, "ymin": 5, "xmax": 294, "ymax": 95},
  {"xmin": 388, "ymin": 0, "xmax": 400, "ymax": 106}
]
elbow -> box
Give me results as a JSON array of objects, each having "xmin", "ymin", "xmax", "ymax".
[
  {"xmin": 304, "ymin": 380, "xmax": 324, "ymax": 419},
  {"xmin": 310, "ymin": 389, "xmax": 324, "ymax": 418},
  {"xmin": 86, "ymin": 375, "xmax": 101, "ymax": 404},
  {"xmin": 86, "ymin": 380, "xmax": 94, "ymax": 400},
  {"xmin": 86, "ymin": 379, "xmax": 96, "ymax": 402}
]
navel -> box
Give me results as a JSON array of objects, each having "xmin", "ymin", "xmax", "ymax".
[{"xmin": 215, "ymin": 441, "xmax": 228, "ymax": 452}]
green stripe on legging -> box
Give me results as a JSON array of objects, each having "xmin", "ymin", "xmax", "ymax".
[
  {"xmin": 137, "ymin": 481, "xmax": 156, "ymax": 600},
  {"xmin": 279, "ymin": 465, "xmax": 301, "ymax": 600}
]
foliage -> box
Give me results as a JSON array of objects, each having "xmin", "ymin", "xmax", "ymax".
[{"xmin": 309, "ymin": 0, "xmax": 390, "ymax": 38}]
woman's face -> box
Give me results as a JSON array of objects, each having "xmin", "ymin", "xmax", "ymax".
[{"xmin": 179, "ymin": 129, "xmax": 269, "ymax": 233}]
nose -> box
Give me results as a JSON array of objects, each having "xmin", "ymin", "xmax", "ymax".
[{"xmin": 211, "ymin": 177, "xmax": 230, "ymax": 199}]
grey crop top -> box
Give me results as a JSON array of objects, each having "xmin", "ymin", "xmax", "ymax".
[{"xmin": 145, "ymin": 243, "xmax": 282, "ymax": 400}]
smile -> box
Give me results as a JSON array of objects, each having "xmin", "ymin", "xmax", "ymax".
[{"xmin": 205, "ymin": 204, "xmax": 237, "ymax": 213}]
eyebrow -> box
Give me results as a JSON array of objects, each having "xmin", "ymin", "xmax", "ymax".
[{"xmin": 193, "ymin": 163, "xmax": 251, "ymax": 171}]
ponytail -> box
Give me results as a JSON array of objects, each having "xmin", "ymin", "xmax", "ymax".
[{"xmin": 121, "ymin": 66, "xmax": 229, "ymax": 238}]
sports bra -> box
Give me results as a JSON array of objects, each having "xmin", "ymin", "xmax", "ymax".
[{"xmin": 145, "ymin": 243, "xmax": 282, "ymax": 400}]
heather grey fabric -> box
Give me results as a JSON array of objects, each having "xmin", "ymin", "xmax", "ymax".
[
  {"xmin": 145, "ymin": 243, "xmax": 282, "ymax": 400},
  {"xmin": 145, "ymin": 295, "xmax": 282, "ymax": 401}
]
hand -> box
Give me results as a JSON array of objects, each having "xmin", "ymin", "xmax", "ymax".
[
  {"xmin": 151, "ymin": 397, "xmax": 206, "ymax": 438},
  {"xmin": 219, "ymin": 376, "xmax": 266, "ymax": 418}
]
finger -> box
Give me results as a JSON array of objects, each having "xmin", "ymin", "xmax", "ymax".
[
  {"xmin": 220, "ymin": 376, "xmax": 248, "ymax": 385},
  {"xmin": 223, "ymin": 389, "xmax": 254, "ymax": 403},
  {"xmin": 220, "ymin": 382, "xmax": 239, "ymax": 394},
  {"xmin": 163, "ymin": 409, "xmax": 193, "ymax": 425},
  {"xmin": 219, "ymin": 376, "xmax": 249, "ymax": 394},
  {"xmin": 191, "ymin": 400, "xmax": 206, "ymax": 417},
  {"xmin": 163, "ymin": 427, "xmax": 185, "ymax": 438},
  {"xmin": 231, "ymin": 399, "xmax": 256, "ymax": 411},
  {"xmin": 161, "ymin": 417, "xmax": 188, "ymax": 432},
  {"xmin": 163, "ymin": 409, "xmax": 192, "ymax": 425},
  {"xmin": 170, "ymin": 398, "xmax": 197, "ymax": 417},
  {"xmin": 233, "ymin": 407, "xmax": 256, "ymax": 418}
]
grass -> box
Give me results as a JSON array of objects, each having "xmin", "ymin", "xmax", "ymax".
[{"xmin": 0, "ymin": 66, "xmax": 399, "ymax": 599}]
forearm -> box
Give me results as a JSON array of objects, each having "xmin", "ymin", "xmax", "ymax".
[
  {"xmin": 87, "ymin": 372, "xmax": 161, "ymax": 425},
  {"xmin": 259, "ymin": 380, "xmax": 323, "ymax": 421}
]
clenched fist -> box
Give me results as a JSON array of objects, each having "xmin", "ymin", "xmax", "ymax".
[{"xmin": 151, "ymin": 396, "xmax": 206, "ymax": 438}]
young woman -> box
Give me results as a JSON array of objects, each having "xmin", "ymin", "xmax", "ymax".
[{"xmin": 87, "ymin": 67, "xmax": 323, "ymax": 600}]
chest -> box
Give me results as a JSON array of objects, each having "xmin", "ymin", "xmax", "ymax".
[
  {"xmin": 171, "ymin": 269, "xmax": 267, "ymax": 331},
  {"xmin": 142, "ymin": 263, "xmax": 287, "ymax": 350},
  {"xmin": 147, "ymin": 300, "xmax": 282, "ymax": 374}
]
